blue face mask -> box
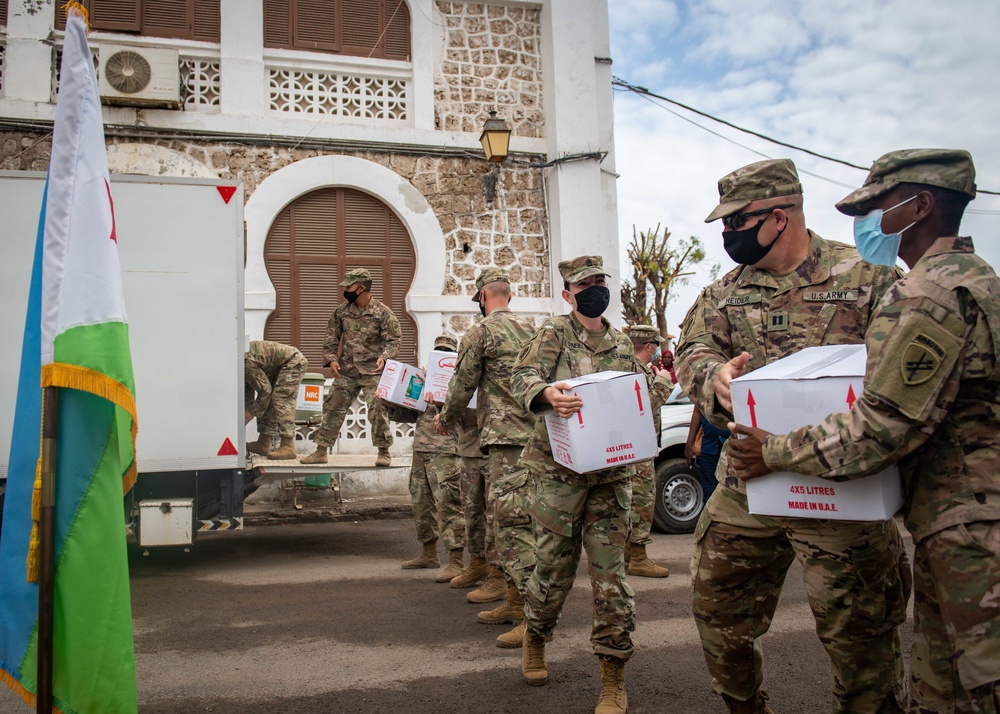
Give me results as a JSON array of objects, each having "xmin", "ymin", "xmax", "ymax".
[
  {"xmin": 652, "ymin": 348, "xmax": 661, "ymax": 363},
  {"xmin": 852, "ymin": 196, "xmax": 917, "ymax": 267}
]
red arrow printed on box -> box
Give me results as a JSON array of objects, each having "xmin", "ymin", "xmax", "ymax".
[
  {"xmin": 747, "ymin": 389, "xmax": 758, "ymax": 428},
  {"xmin": 634, "ymin": 380, "xmax": 644, "ymax": 411},
  {"xmin": 575, "ymin": 392, "xmax": 583, "ymax": 425},
  {"xmin": 846, "ymin": 384, "xmax": 857, "ymax": 409}
]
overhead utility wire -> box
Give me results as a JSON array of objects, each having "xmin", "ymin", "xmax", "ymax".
[{"xmin": 612, "ymin": 76, "xmax": 1000, "ymax": 197}]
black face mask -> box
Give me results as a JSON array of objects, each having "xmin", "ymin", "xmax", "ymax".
[
  {"xmin": 478, "ymin": 302, "xmax": 487, "ymax": 318},
  {"xmin": 344, "ymin": 289, "xmax": 361, "ymax": 303},
  {"xmin": 573, "ymin": 284, "xmax": 611, "ymax": 318},
  {"xmin": 723, "ymin": 221, "xmax": 782, "ymax": 266}
]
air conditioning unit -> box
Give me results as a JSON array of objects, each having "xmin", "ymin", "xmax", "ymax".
[{"xmin": 98, "ymin": 45, "xmax": 180, "ymax": 109}]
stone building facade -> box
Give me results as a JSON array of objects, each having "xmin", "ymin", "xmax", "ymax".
[{"xmin": 0, "ymin": 0, "xmax": 619, "ymax": 460}]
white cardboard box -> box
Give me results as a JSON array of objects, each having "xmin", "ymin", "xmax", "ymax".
[
  {"xmin": 730, "ymin": 344, "xmax": 903, "ymax": 521},
  {"xmin": 375, "ymin": 360, "xmax": 426, "ymax": 411},
  {"xmin": 423, "ymin": 349, "xmax": 477, "ymax": 409},
  {"xmin": 544, "ymin": 371, "xmax": 658, "ymax": 474}
]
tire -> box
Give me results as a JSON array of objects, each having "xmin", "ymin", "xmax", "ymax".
[{"xmin": 653, "ymin": 458, "xmax": 704, "ymax": 534}]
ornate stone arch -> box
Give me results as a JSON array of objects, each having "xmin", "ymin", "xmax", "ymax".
[{"xmin": 244, "ymin": 155, "xmax": 446, "ymax": 360}]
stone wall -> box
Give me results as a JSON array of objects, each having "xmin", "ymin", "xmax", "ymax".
[
  {"xmin": 434, "ymin": 2, "xmax": 544, "ymax": 138},
  {"xmin": 0, "ymin": 129, "xmax": 552, "ymax": 306}
]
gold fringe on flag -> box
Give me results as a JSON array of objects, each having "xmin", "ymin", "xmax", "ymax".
[
  {"xmin": 26, "ymin": 364, "xmax": 139, "ymax": 581},
  {"xmin": 62, "ymin": 1, "xmax": 90, "ymax": 29},
  {"xmin": 41, "ymin": 362, "xmax": 139, "ymax": 493}
]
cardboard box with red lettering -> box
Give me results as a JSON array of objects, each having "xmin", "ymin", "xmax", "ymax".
[
  {"xmin": 423, "ymin": 349, "xmax": 477, "ymax": 409},
  {"xmin": 544, "ymin": 371, "xmax": 657, "ymax": 474},
  {"xmin": 730, "ymin": 344, "xmax": 903, "ymax": 521},
  {"xmin": 375, "ymin": 360, "xmax": 427, "ymax": 412}
]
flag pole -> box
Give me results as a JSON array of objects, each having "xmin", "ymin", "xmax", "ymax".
[{"xmin": 37, "ymin": 386, "xmax": 59, "ymax": 714}]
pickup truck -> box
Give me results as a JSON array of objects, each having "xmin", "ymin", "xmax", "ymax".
[{"xmin": 652, "ymin": 386, "xmax": 704, "ymax": 534}]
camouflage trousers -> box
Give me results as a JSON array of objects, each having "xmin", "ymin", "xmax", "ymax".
[
  {"xmin": 256, "ymin": 355, "xmax": 308, "ymax": 438},
  {"xmin": 461, "ymin": 455, "xmax": 491, "ymax": 562},
  {"xmin": 489, "ymin": 445, "xmax": 535, "ymax": 593},
  {"xmin": 408, "ymin": 451, "xmax": 466, "ymax": 551},
  {"xmin": 910, "ymin": 520, "xmax": 1000, "ymax": 714},
  {"xmin": 524, "ymin": 474, "xmax": 636, "ymax": 661},
  {"xmin": 628, "ymin": 459, "xmax": 655, "ymax": 546},
  {"xmin": 313, "ymin": 372, "xmax": 392, "ymax": 448},
  {"xmin": 692, "ymin": 488, "xmax": 909, "ymax": 712}
]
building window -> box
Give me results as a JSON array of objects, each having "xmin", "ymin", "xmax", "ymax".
[
  {"xmin": 263, "ymin": 187, "xmax": 417, "ymax": 376},
  {"xmin": 264, "ymin": 0, "xmax": 410, "ymax": 61},
  {"xmin": 56, "ymin": 0, "xmax": 221, "ymax": 43}
]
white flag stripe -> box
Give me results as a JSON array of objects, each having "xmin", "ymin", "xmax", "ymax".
[{"xmin": 40, "ymin": 12, "xmax": 127, "ymax": 366}]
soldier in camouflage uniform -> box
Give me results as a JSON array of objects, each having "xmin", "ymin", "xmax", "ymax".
[
  {"xmin": 623, "ymin": 324, "xmax": 674, "ymax": 578},
  {"xmin": 384, "ymin": 335, "xmax": 468, "ymax": 581},
  {"xmin": 301, "ymin": 268, "xmax": 401, "ymax": 467},
  {"xmin": 456, "ymin": 409, "xmax": 490, "ymax": 588},
  {"xmin": 728, "ymin": 150, "xmax": 1000, "ymax": 714},
  {"xmin": 511, "ymin": 255, "xmax": 658, "ymax": 714},
  {"xmin": 675, "ymin": 158, "xmax": 910, "ymax": 714},
  {"xmin": 245, "ymin": 340, "xmax": 308, "ymax": 460},
  {"xmin": 436, "ymin": 267, "xmax": 537, "ymax": 649}
]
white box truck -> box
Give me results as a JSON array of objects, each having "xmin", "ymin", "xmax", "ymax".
[{"xmin": 0, "ymin": 172, "xmax": 248, "ymax": 547}]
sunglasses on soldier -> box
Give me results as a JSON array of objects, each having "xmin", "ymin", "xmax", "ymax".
[{"xmin": 722, "ymin": 203, "xmax": 795, "ymax": 230}]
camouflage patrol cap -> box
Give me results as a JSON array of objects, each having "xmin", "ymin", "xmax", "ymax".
[
  {"xmin": 705, "ymin": 158, "xmax": 803, "ymax": 223},
  {"xmin": 835, "ymin": 149, "xmax": 977, "ymax": 216},
  {"xmin": 625, "ymin": 324, "xmax": 665, "ymax": 344},
  {"xmin": 471, "ymin": 266, "xmax": 510, "ymax": 303},
  {"xmin": 433, "ymin": 334, "xmax": 458, "ymax": 351},
  {"xmin": 339, "ymin": 267, "xmax": 372, "ymax": 287},
  {"xmin": 558, "ymin": 255, "xmax": 608, "ymax": 284}
]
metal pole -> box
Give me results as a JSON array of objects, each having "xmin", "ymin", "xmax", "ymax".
[{"xmin": 37, "ymin": 386, "xmax": 58, "ymax": 714}]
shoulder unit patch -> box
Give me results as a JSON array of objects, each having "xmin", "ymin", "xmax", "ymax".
[{"xmin": 900, "ymin": 332, "xmax": 946, "ymax": 385}]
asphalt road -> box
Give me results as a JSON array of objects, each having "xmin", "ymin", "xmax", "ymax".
[{"xmin": 0, "ymin": 516, "xmax": 913, "ymax": 714}]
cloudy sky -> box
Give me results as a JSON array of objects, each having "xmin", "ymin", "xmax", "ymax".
[{"xmin": 608, "ymin": 0, "xmax": 1000, "ymax": 336}]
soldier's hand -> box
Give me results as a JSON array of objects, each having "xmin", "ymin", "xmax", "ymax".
[
  {"xmin": 727, "ymin": 422, "xmax": 773, "ymax": 481},
  {"xmin": 543, "ymin": 383, "xmax": 583, "ymax": 418},
  {"xmin": 714, "ymin": 351, "xmax": 750, "ymax": 413},
  {"xmin": 423, "ymin": 391, "xmax": 439, "ymax": 406},
  {"xmin": 376, "ymin": 357, "xmax": 385, "ymax": 373},
  {"xmin": 329, "ymin": 361, "xmax": 341, "ymax": 379},
  {"xmin": 433, "ymin": 414, "xmax": 450, "ymax": 435}
]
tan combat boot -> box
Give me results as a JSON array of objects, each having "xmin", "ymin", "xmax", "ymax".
[
  {"xmin": 246, "ymin": 434, "xmax": 270, "ymax": 457},
  {"xmin": 450, "ymin": 555, "xmax": 489, "ymax": 589},
  {"xmin": 522, "ymin": 629, "xmax": 548, "ymax": 686},
  {"xmin": 496, "ymin": 620, "xmax": 525, "ymax": 649},
  {"xmin": 268, "ymin": 435, "xmax": 297, "ymax": 460},
  {"xmin": 467, "ymin": 564, "xmax": 508, "ymax": 603},
  {"xmin": 627, "ymin": 544, "xmax": 670, "ymax": 578},
  {"xmin": 435, "ymin": 549, "xmax": 465, "ymax": 583},
  {"xmin": 300, "ymin": 445, "xmax": 328, "ymax": 464},
  {"xmin": 401, "ymin": 540, "xmax": 440, "ymax": 569},
  {"xmin": 595, "ymin": 655, "xmax": 627, "ymax": 714},
  {"xmin": 478, "ymin": 585, "xmax": 524, "ymax": 624},
  {"xmin": 375, "ymin": 448, "xmax": 392, "ymax": 467},
  {"xmin": 721, "ymin": 690, "xmax": 775, "ymax": 714}
]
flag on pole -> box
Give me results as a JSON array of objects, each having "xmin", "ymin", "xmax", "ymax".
[{"xmin": 0, "ymin": 4, "xmax": 139, "ymax": 712}]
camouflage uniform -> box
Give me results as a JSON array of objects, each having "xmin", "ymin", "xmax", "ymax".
[
  {"xmin": 676, "ymin": 158, "xmax": 910, "ymax": 711},
  {"xmin": 245, "ymin": 340, "xmax": 308, "ymax": 438},
  {"xmin": 438, "ymin": 268, "xmax": 536, "ymax": 592},
  {"xmin": 511, "ymin": 256, "xmax": 657, "ymax": 662},
  {"xmin": 314, "ymin": 269, "xmax": 401, "ymax": 449},
  {"xmin": 457, "ymin": 420, "xmax": 490, "ymax": 561},
  {"xmin": 624, "ymin": 325, "xmax": 675, "ymax": 547},
  {"xmin": 759, "ymin": 150, "xmax": 1000, "ymax": 713},
  {"xmin": 386, "ymin": 401, "xmax": 466, "ymax": 551}
]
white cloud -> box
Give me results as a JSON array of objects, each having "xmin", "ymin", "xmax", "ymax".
[{"xmin": 610, "ymin": 0, "xmax": 1000, "ymax": 335}]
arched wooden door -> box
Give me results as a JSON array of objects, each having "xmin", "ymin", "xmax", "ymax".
[{"xmin": 263, "ymin": 187, "xmax": 417, "ymax": 377}]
